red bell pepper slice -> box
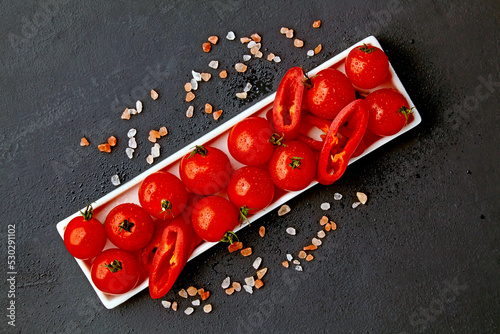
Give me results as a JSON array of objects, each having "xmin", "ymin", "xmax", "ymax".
[
  {"xmin": 316, "ymin": 99, "xmax": 369, "ymax": 185},
  {"xmin": 272, "ymin": 67, "xmax": 305, "ymax": 140},
  {"xmin": 141, "ymin": 220, "xmax": 170, "ymax": 273},
  {"xmin": 298, "ymin": 113, "xmax": 332, "ymax": 151}
]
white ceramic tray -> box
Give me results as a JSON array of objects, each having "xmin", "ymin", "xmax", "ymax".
[{"xmin": 56, "ymin": 36, "xmax": 421, "ymax": 309}]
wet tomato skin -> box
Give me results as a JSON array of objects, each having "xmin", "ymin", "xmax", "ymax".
[
  {"xmin": 191, "ymin": 196, "xmax": 239, "ymax": 242},
  {"xmin": 64, "ymin": 207, "xmax": 107, "ymax": 260},
  {"xmin": 365, "ymin": 88, "xmax": 412, "ymax": 136},
  {"xmin": 345, "ymin": 44, "xmax": 389, "ymax": 89}
]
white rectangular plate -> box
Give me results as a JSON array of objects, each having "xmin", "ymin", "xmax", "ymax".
[{"xmin": 56, "ymin": 36, "xmax": 421, "ymax": 309}]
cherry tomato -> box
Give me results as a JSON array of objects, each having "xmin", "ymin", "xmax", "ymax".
[
  {"xmin": 192, "ymin": 196, "xmax": 239, "ymax": 242},
  {"xmin": 268, "ymin": 141, "xmax": 316, "ymax": 191},
  {"xmin": 304, "ymin": 68, "xmax": 356, "ymax": 120},
  {"xmin": 104, "ymin": 203, "xmax": 154, "ymax": 251},
  {"xmin": 138, "ymin": 171, "xmax": 188, "ymax": 220},
  {"xmin": 91, "ymin": 248, "xmax": 140, "ymax": 295},
  {"xmin": 227, "ymin": 166, "xmax": 275, "ymax": 217},
  {"xmin": 179, "ymin": 145, "xmax": 232, "ymax": 195},
  {"xmin": 64, "ymin": 204, "xmax": 106, "ymax": 260},
  {"xmin": 227, "ymin": 117, "xmax": 276, "ymax": 166},
  {"xmin": 364, "ymin": 88, "xmax": 413, "ymax": 136},
  {"xmin": 345, "ymin": 43, "xmax": 389, "ymax": 89}
]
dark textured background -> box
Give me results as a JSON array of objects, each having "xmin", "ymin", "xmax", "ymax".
[{"xmin": 0, "ymin": 0, "xmax": 499, "ymax": 333}]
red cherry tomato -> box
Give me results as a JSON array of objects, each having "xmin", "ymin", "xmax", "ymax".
[
  {"xmin": 138, "ymin": 171, "xmax": 188, "ymax": 220},
  {"xmin": 64, "ymin": 204, "xmax": 106, "ymax": 260},
  {"xmin": 304, "ymin": 68, "xmax": 356, "ymax": 120},
  {"xmin": 179, "ymin": 145, "xmax": 232, "ymax": 195},
  {"xmin": 345, "ymin": 43, "xmax": 389, "ymax": 89},
  {"xmin": 104, "ymin": 203, "xmax": 154, "ymax": 251},
  {"xmin": 91, "ymin": 248, "xmax": 140, "ymax": 295},
  {"xmin": 365, "ymin": 88, "xmax": 413, "ymax": 136},
  {"xmin": 227, "ymin": 117, "xmax": 276, "ymax": 166},
  {"xmin": 227, "ymin": 166, "xmax": 275, "ymax": 216},
  {"xmin": 268, "ymin": 141, "xmax": 316, "ymax": 191},
  {"xmin": 191, "ymin": 196, "xmax": 239, "ymax": 242}
]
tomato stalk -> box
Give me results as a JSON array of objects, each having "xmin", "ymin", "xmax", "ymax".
[
  {"xmin": 118, "ymin": 219, "xmax": 134, "ymax": 234},
  {"xmin": 220, "ymin": 231, "xmax": 239, "ymax": 244},
  {"xmin": 288, "ymin": 156, "xmax": 303, "ymax": 169},
  {"xmin": 159, "ymin": 199, "xmax": 174, "ymax": 219},
  {"xmin": 79, "ymin": 204, "xmax": 94, "ymax": 221},
  {"xmin": 103, "ymin": 259, "xmax": 122, "ymax": 273},
  {"xmin": 188, "ymin": 145, "xmax": 208, "ymax": 158}
]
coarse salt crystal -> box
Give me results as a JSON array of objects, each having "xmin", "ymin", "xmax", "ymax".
[
  {"xmin": 128, "ymin": 137, "xmax": 137, "ymax": 149},
  {"xmin": 286, "ymin": 29, "xmax": 294, "ymax": 38},
  {"xmin": 286, "ymin": 227, "xmax": 296, "ymax": 235},
  {"xmin": 320, "ymin": 202, "xmax": 331, "ymax": 210},
  {"xmin": 178, "ymin": 289, "xmax": 188, "ymax": 298},
  {"xmin": 278, "ymin": 204, "xmax": 291, "ymax": 216},
  {"xmin": 146, "ymin": 155, "xmax": 154, "ymax": 165},
  {"xmin": 280, "ymin": 27, "xmax": 289, "ymax": 34},
  {"xmin": 151, "ymin": 89, "xmax": 159, "ymax": 100},
  {"xmin": 192, "ymin": 299, "xmax": 200, "ymax": 306},
  {"xmin": 356, "ymin": 192, "xmax": 368, "ymax": 204},
  {"xmin": 243, "ymin": 285, "xmax": 253, "ymax": 294},
  {"xmin": 295, "ymin": 265, "xmax": 303, "ymax": 272},
  {"xmin": 136, "ymin": 100, "xmax": 143, "ymax": 113},
  {"xmin": 127, "ymin": 128, "xmax": 136, "ymax": 138},
  {"xmin": 111, "ymin": 174, "xmax": 120, "ymax": 186},
  {"xmin": 243, "ymin": 55, "xmax": 251, "ymax": 61},
  {"xmin": 236, "ymin": 92, "xmax": 247, "ymax": 99},
  {"xmin": 244, "ymin": 276, "xmax": 255, "ymax": 287},
  {"xmin": 307, "ymin": 50, "xmax": 314, "ymax": 57},
  {"xmin": 252, "ymin": 257, "xmax": 262, "ymax": 269},
  {"xmin": 312, "ymin": 238, "xmax": 322, "ymax": 246},
  {"xmin": 352, "ymin": 202, "xmax": 361, "ymax": 208},
  {"xmin": 184, "ymin": 307, "xmax": 194, "ymax": 315},
  {"xmin": 221, "ymin": 277, "xmax": 231, "ymax": 289},
  {"xmin": 203, "ymin": 304, "xmax": 212, "ymax": 313},
  {"xmin": 226, "ymin": 31, "xmax": 235, "ymax": 40},
  {"xmin": 292, "ymin": 259, "xmax": 300, "ymax": 265},
  {"xmin": 161, "ymin": 301, "xmax": 171, "ymax": 309},
  {"xmin": 243, "ymin": 83, "xmax": 252, "ymax": 92},
  {"xmin": 125, "ymin": 147, "xmax": 134, "ymax": 159},
  {"xmin": 334, "ymin": 193, "xmax": 342, "ymax": 200},
  {"xmin": 257, "ymin": 268, "xmax": 267, "ymax": 279},
  {"xmin": 129, "ymin": 108, "xmax": 138, "ymax": 115},
  {"xmin": 209, "ymin": 60, "xmax": 219, "ymax": 69},
  {"xmin": 273, "ymin": 56, "xmax": 281, "ymax": 63},
  {"xmin": 190, "ymin": 78, "xmax": 198, "ymax": 90},
  {"xmin": 286, "ymin": 254, "xmax": 293, "ymax": 262},
  {"xmin": 235, "ymin": 63, "xmax": 247, "ymax": 72},
  {"xmin": 151, "ymin": 144, "xmax": 160, "ymax": 158},
  {"xmin": 121, "ymin": 108, "xmax": 131, "ymax": 120},
  {"xmin": 232, "ymin": 282, "xmax": 241, "ymax": 291},
  {"xmin": 186, "ymin": 106, "xmax": 194, "ymax": 118},
  {"xmin": 317, "ymin": 230, "xmax": 326, "ymax": 238},
  {"xmin": 192, "ymin": 70, "xmax": 202, "ymax": 81},
  {"xmin": 247, "ymin": 40, "xmax": 257, "ymax": 49},
  {"xmin": 201, "ymin": 72, "xmax": 211, "ymax": 81}
]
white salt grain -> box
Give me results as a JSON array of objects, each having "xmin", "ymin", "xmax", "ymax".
[
  {"xmin": 244, "ymin": 276, "xmax": 255, "ymax": 287},
  {"xmin": 334, "ymin": 193, "xmax": 343, "ymax": 200},
  {"xmin": 128, "ymin": 137, "xmax": 137, "ymax": 149},
  {"xmin": 278, "ymin": 204, "xmax": 291, "ymax": 216},
  {"xmin": 226, "ymin": 31, "xmax": 236, "ymax": 40},
  {"xmin": 125, "ymin": 147, "xmax": 134, "ymax": 159},
  {"xmin": 243, "ymin": 285, "xmax": 253, "ymax": 294},
  {"xmin": 286, "ymin": 227, "xmax": 296, "ymax": 236},
  {"xmin": 243, "ymin": 55, "xmax": 251, "ymax": 61},
  {"xmin": 243, "ymin": 83, "xmax": 252, "ymax": 92},
  {"xmin": 312, "ymin": 238, "xmax": 322, "ymax": 246},
  {"xmin": 209, "ymin": 60, "xmax": 219, "ymax": 69},
  {"xmin": 286, "ymin": 254, "xmax": 293, "ymax": 262},
  {"xmin": 192, "ymin": 299, "xmax": 200, "ymax": 306},
  {"xmin": 247, "ymin": 40, "xmax": 257, "ymax": 49},
  {"xmin": 352, "ymin": 202, "xmax": 361, "ymax": 208},
  {"xmin": 136, "ymin": 100, "xmax": 143, "ymax": 113},
  {"xmin": 161, "ymin": 301, "xmax": 171, "ymax": 309},
  {"xmin": 186, "ymin": 106, "xmax": 194, "ymax": 118},
  {"xmin": 252, "ymin": 257, "xmax": 262, "ymax": 270},
  {"xmin": 151, "ymin": 144, "xmax": 160, "ymax": 158},
  {"xmin": 111, "ymin": 174, "xmax": 120, "ymax": 186},
  {"xmin": 320, "ymin": 202, "xmax": 331, "ymax": 210},
  {"xmin": 295, "ymin": 265, "xmax": 303, "ymax": 272},
  {"xmin": 203, "ymin": 304, "xmax": 212, "ymax": 313},
  {"xmin": 146, "ymin": 155, "xmax": 154, "ymax": 165},
  {"xmin": 129, "ymin": 108, "xmax": 138, "ymax": 115},
  {"xmin": 127, "ymin": 128, "xmax": 137, "ymax": 138},
  {"xmin": 190, "ymin": 78, "xmax": 198, "ymax": 90},
  {"xmin": 317, "ymin": 230, "xmax": 326, "ymax": 239},
  {"xmin": 273, "ymin": 56, "xmax": 281, "ymax": 63},
  {"xmin": 192, "ymin": 70, "xmax": 202, "ymax": 81},
  {"xmin": 184, "ymin": 307, "xmax": 194, "ymax": 315},
  {"xmin": 292, "ymin": 259, "xmax": 300, "ymax": 265},
  {"xmin": 236, "ymin": 92, "xmax": 247, "ymax": 99},
  {"xmin": 307, "ymin": 50, "xmax": 314, "ymax": 57},
  {"xmin": 221, "ymin": 277, "xmax": 231, "ymax": 289}
]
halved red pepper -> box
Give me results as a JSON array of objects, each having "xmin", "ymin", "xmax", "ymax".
[
  {"xmin": 149, "ymin": 214, "xmax": 201, "ymax": 299},
  {"xmin": 317, "ymin": 99, "xmax": 369, "ymax": 185},
  {"xmin": 272, "ymin": 67, "xmax": 305, "ymax": 139}
]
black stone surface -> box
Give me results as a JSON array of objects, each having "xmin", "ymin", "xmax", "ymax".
[{"xmin": 1, "ymin": 0, "xmax": 499, "ymax": 333}]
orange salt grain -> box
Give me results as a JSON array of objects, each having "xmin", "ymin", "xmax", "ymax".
[
  {"xmin": 186, "ymin": 92, "xmax": 195, "ymax": 102},
  {"xmin": 184, "ymin": 82, "xmax": 192, "ymax": 92},
  {"xmin": 150, "ymin": 130, "xmax": 161, "ymax": 139},
  {"xmin": 251, "ymin": 33, "xmax": 261, "ymax": 42},
  {"xmin": 187, "ymin": 286, "xmax": 198, "ymax": 296},
  {"xmin": 298, "ymin": 250, "xmax": 307, "ymax": 259},
  {"xmin": 219, "ymin": 70, "xmax": 228, "ymax": 79},
  {"xmin": 325, "ymin": 223, "xmax": 332, "ymax": 232},
  {"xmin": 213, "ymin": 109, "xmax": 223, "ymax": 120},
  {"xmin": 172, "ymin": 301, "xmax": 178, "ymax": 311},
  {"xmin": 80, "ymin": 137, "xmax": 89, "ymax": 146},
  {"xmin": 148, "ymin": 135, "xmax": 157, "ymax": 143},
  {"xmin": 200, "ymin": 291, "xmax": 210, "ymax": 301},
  {"xmin": 259, "ymin": 226, "xmax": 265, "ymax": 237},
  {"xmin": 240, "ymin": 247, "xmax": 252, "ymax": 257},
  {"xmin": 107, "ymin": 136, "xmax": 117, "ymax": 146},
  {"xmin": 294, "ymin": 39, "xmax": 304, "ymax": 48},
  {"xmin": 303, "ymin": 245, "xmax": 317, "ymax": 251},
  {"xmin": 267, "ymin": 53, "xmax": 275, "ymax": 61},
  {"xmin": 319, "ymin": 216, "xmax": 328, "ymax": 226},
  {"xmin": 98, "ymin": 143, "xmax": 111, "ymax": 153},
  {"xmin": 202, "ymin": 42, "xmax": 211, "ymax": 52},
  {"xmin": 151, "ymin": 89, "xmax": 159, "ymax": 100},
  {"xmin": 121, "ymin": 108, "xmax": 131, "ymax": 120},
  {"xmin": 240, "ymin": 37, "xmax": 251, "ymax": 43},
  {"xmin": 201, "ymin": 72, "xmax": 211, "ymax": 82},
  {"xmin": 197, "ymin": 288, "xmax": 205, "ymax": 295},
  {"xmin": 285, "ymin": 29, "xmax": 294, "ymax": 38},
  {"xmin": 205, "ymin": 103, "xmax": 213, "ymax": 114},
  {"xmin": 282, "ymin": 261, "xmax": 289, "ymax": 268},
  {"xmin": 254, "ymin": 279, "xmax": 264, "ymax": 289},
  {"xmin": 306, "ymin": 254, "xmax": 314, "ymax": 262},
  {"xmin": 208, "ymin": 36, "xmax": 218, "ymax": 44},
  {"xmin": 159, "ymin": 127, "xmax": 168, "ymax": 136},
  {"xmin": 313, "ymin": 20, "xmax": 321, "ymax": 28},
  {"xmin": 228, "ymin": 241, "xmax": 243, "ymax": 253},
  {"xmin": 330, "ymin": 221, "xmax": 337, "ymax": 230},
  {"xmin": 314, "ymin": 44, "xmax": 322, "ymax": 54},
  {"xmin": 225, "ymin": 287, "xmax": 235, "ymax": 295}
]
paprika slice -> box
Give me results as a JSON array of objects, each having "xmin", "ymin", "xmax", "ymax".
[
  {"xmin": 272, "ymin": 67, "xmax": 305, "ymax": 140},
  {"xmin": 316, "ymin": 99, "xmax": 369, "ymax": 185},
  {"xmin": 298, "ymin": 113, "xmax": 332, "ymax": 151}
]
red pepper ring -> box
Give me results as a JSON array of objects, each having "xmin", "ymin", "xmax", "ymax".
[
  {"xmin": 316, "ymin": 99, "xmax": 369, "ymax": 185},
  {"xmin": 298, "ymin": 113, "xmax": 332, "ymax": 151},
  {"xmin": 272, "ymin": 67, "xmax": 305, "ymax": 140},
  {"xmin": 149, "ymin": 214, "xmax": 201, "ymax": 299}
]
